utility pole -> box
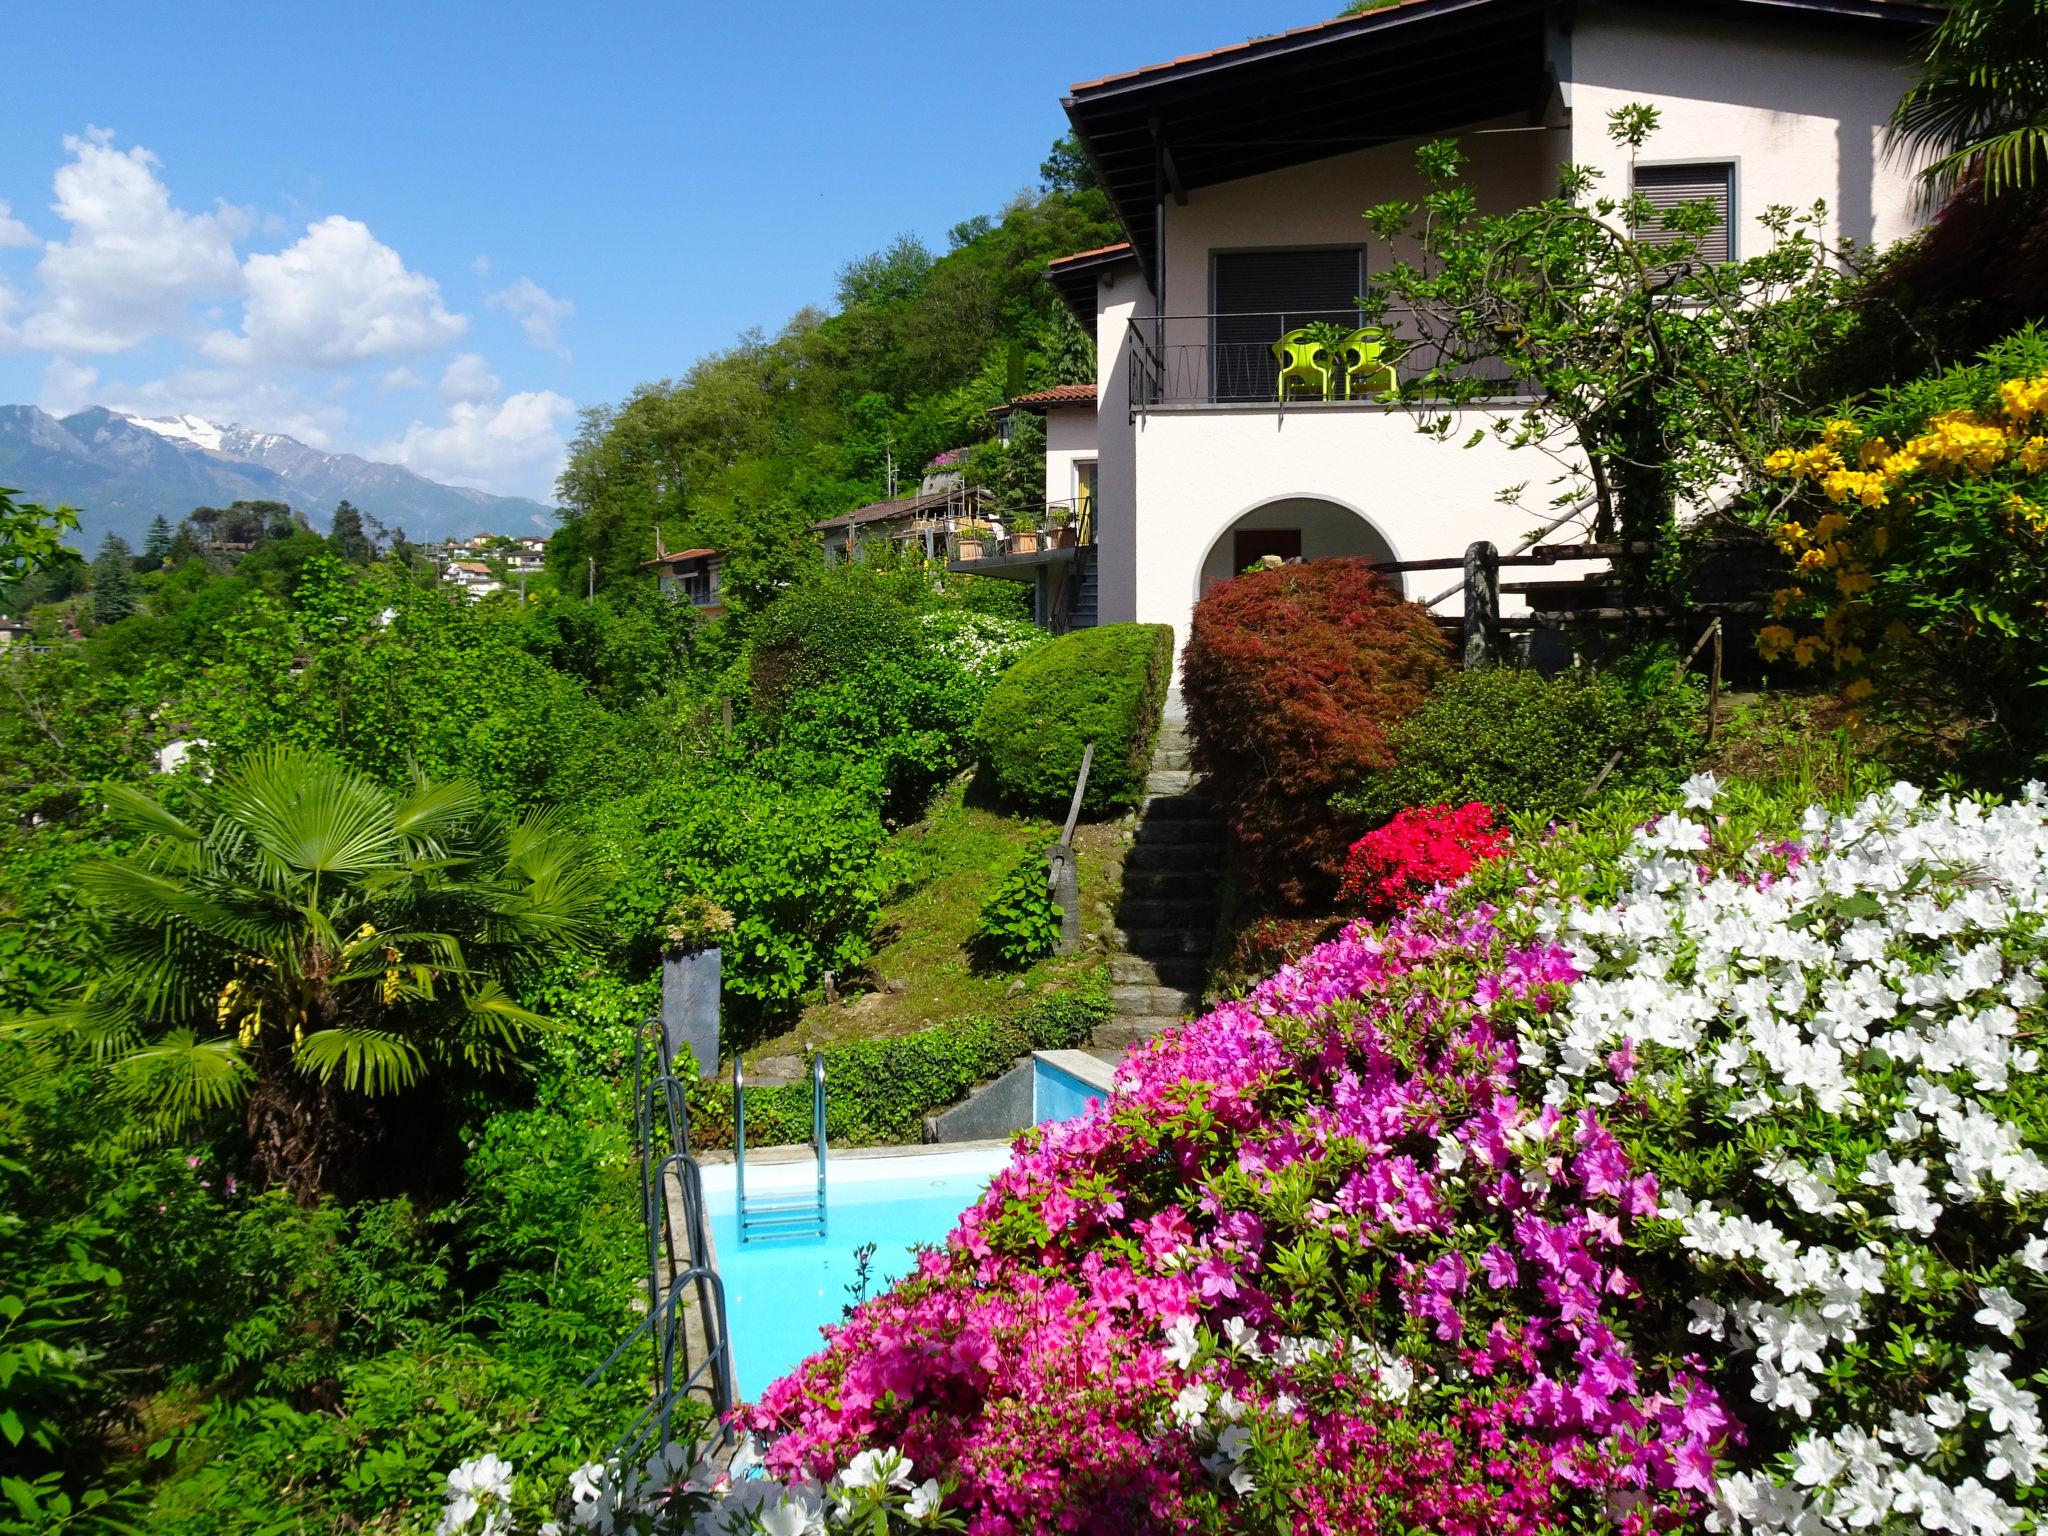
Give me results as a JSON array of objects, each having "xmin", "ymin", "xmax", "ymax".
[{"xmin": 587, "ymin": 556, "xmax": 595, "ymax": 600}]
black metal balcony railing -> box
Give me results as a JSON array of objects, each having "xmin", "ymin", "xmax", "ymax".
[{"xmin": 1126, "ymin": 312, "xmax": 1525, "ymax": 410}]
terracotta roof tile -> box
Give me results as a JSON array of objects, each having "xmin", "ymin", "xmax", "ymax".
[{"xmin": 1007, "ymin": 383, "xmax": 1097, "ymax": 407}]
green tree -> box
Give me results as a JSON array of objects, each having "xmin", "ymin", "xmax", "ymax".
[
  {"xmin": 8, "ymin": 748, "xmax": 606, "ymax": 1199},
  {"xmin": 1892, "ymin": 0, "xmax": 2048, "ymax": 202},
  {"xmin": 1364, "ymin": 107, "xmax": 1855, "ymax": 593},
  {"xmin": 0, "ymin": 488, "xmax": 81, "ymax": 599},
  {"xmin": 141, "ymin": 515, "xmax": 175, "ymax": 571},
  {"xmin": 327, "ymin": 499, "xmax": 375, "ymax": 564},
  {"xmin": 89, "ymin": 534, "xmax": 136, "ymax": 626}
]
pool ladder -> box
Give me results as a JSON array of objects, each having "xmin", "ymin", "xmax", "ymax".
[{"xmin": 734, "ymin": 1053, "xmax": 828, "ymax": 1243}]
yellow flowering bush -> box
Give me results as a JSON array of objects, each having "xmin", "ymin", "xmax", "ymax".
[{"xmin": 1757, "ymin": 328, "xmax": 2048, "ymax": 771}]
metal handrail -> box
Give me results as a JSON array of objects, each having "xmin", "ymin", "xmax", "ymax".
[
  {"xmin": 733, "ymin": 1054, "xmax": 747, "ymax": 1230},
  {"xmin": 811, "ymin": 1052, "xmax": 828, "ymax": 1240}
]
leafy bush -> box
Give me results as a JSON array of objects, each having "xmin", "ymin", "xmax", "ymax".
[
  {"xmin": 686, "ymin": 982, "xmax": 1109, "ymax": 1148},
  {"xmin": 598, "ymin": 772, "xmax": 888, "ymax": 1014},
  {"xmin": 1335, "ymin": 660, "xmax": 1703, "ymax": 826},
  {"xmin": 1758, "ymin": 326, "xmax": 2048, "ymax": 776},
  {"xmin": 747, "ymin": 565, "xmax": 921, "ymax": 717},
  {"xmin": 970, "ymin": 849, "xmax": 1063, "ymax": 969},
  {"xmin": 1182, "ymin": 558, "xmax": 1449, "ymax": 906},
  {"xmin": 1337, "ymin": 801, "xmax": 1507, "ymax": 919},
  {"xmin": 972, "ymin": 623, "xmax": 1173, "ymax": 814}
]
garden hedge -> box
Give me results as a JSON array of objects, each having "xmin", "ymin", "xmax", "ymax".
[
  {"xmin": 1336, "ymin": 659, "xmax": 1703, "ymax": 826},
  {"xmin": 972, "ymin": 623, "xmax": 1173, "ymax": 815},
  {"xmin": 747, "ymin": 566, "xmax": 919, "ymax": 718}
]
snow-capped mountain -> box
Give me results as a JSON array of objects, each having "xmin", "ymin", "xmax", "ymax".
[{"xmin": 0, "ymin": 405, "xmax": 555, "ymax": 548}]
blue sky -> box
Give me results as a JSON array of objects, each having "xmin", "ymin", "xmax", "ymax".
[{"xmin": 0, "ymin": 1, "xmax": 1333, "ymax": 501}]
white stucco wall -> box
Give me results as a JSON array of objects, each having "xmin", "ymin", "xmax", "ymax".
[
  {"xmin": 1567, "ymin": 5, "xmax": 1925, "ymax": 251},
  {"xmin": 1158, "ymin": 120, "xmax": 1563, "ymax": 355},
  {"xmin": 1128, "ymin": 403, "xmax": 1564, "ymax": 640},
  {"xmin": 1043, "ymin": 403, "xmax": 1097, "ymax": 517},
  {"xmin": 1094, "ymin": 268, "xmax": 1149, "ymax": 626}
]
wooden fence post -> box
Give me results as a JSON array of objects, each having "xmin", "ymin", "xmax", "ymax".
[{"xmin": 1462, "ymin": 541, "xmax": 1500, "ymax": 668}]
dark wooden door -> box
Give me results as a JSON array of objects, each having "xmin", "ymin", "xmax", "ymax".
[{"xmin": 1233, "ymin": 528, "xmax": 1302, "ymax": 574}]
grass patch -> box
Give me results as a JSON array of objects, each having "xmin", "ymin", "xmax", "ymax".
[{"xmin": 749, "ymin": 775, "xmax": 1129, "ymax": 1057}]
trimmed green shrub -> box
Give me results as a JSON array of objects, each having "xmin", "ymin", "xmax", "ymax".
[
  {"xmin": 1335, "ymin": 659, "xmax": 1704, "ymax": 826},
  {"xmin": 687, "ymin": 981, "xmax": 1111, "ymax": 1148},
  {"xmin": 972, "ymin": 624, "xmax": 1173, "ymax": 814},
  {"xmin": 970, "ymin": 849, "xmax": 1063, "ymax": 970},
  {"xmin": 748, "ymin": 565, "xmax": 919, "ymax": 716}
]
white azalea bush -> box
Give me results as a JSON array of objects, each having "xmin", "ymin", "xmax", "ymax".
[
  {"xmin": 436, "ymin": 1439, "xmax": 956, "ymax": 1536},
  {"xmin": 1498, "ymin": 777, "xmax": 2048, "ymax": 1536},
  {"xmin": 917, "ymin": 610, "xmax": 1047, "ymax": 683}
]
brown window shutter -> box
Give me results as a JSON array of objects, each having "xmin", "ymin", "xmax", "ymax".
[{"xmin": 1632, "ymin": 163, "xmax": 1734, "ymax": 264}]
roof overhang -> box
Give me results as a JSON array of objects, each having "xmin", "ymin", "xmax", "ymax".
[
  {"xmin": 1063, "ymin": 0, "xmax": 1939, "ymax": 290},
  {"xmin": 1045, "ymin": 244, "xmax": 1137, "ymax": 331}
]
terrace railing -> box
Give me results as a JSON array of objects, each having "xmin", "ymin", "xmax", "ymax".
[{"xmin": 1126, "ymin": 312, "xmax": 1525, "ymax": 412}]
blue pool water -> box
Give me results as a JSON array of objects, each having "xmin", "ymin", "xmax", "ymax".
[{"xmin": 702, "ymin": 1147, "xmax": 1010, "ymax": 1398}]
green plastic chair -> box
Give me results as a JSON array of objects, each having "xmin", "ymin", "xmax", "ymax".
[
  {"xmin": 1271, "ymin": 328, "xmax": 1331, "ymax": 401},
  {"xmin": 1336, "ymin": 327, "xmax": 1397, "ymax": 399}
]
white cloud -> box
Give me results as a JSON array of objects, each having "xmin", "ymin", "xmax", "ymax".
[
  {"xmin": 377, "ymin": 366, "xmax": 424, "ymax": 393},
  {"xmin": 439, "ymin": 350, "xmax": 500, "ymax": 403},
  {"xmin": 23, "ymin": 129, "xmax": 247, "ymax": 353},
  {"xmin": 39, "ymin": 358, "xmax": 99, "ymax": 415},
  {"xmin": 374, "ymin": 389, "xmax": 574, "ymax": 499},
  {"xmin": 0, "ymin": 200, "xmax": 37, "ymax": 248},
  {"xmin": 487, "ymin": 276, "xmax": 573, "ymax": 358},
  {"xmin": 203, "ymin": 214, "xmax": 465, "ymax": 367},
  {"xmin": 470, "ymin": 254, "xmax": 492, "ymax": 277}
]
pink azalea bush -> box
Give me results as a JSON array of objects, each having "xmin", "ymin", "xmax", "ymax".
[{"xmin": 747, "ymin": 891, "xmax": 1733, "ymax": 1534}]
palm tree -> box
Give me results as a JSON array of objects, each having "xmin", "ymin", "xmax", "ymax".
[
  {"xmin": 1891, "ymin": 0, "xmax": 2048, "ymax": 202},
  {"xmin": 11, "ymin": 748, "xmax": 605, "ymax": 1200}
]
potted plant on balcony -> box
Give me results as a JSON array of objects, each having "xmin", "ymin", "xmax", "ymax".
[
  {"xmin": 956, "ymin": 521, "xmax": 993, "ymax": 561},
  {"xmin": 1046, "ymin": 503, "xmax": 1076, "ymax": 549},
  {"xmin": 1009, "ymin": 509, "xmax": 1041, "ymax": 556}
]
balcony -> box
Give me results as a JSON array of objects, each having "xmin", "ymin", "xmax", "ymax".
[{"xmin": 1125, "ymin": 312, "xmax": 1525, "ymax": 412}]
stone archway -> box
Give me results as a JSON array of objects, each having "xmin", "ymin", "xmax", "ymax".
[{"xmin": 1196, "ymin": 496, "xmax": 1402, "ymax": 597}]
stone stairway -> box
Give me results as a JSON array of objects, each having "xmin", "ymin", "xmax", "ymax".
[{"xmin": 1092, "ymin": 706, "xmax": 1227, "ymax": 1054}]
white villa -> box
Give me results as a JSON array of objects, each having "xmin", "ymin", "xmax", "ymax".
[{"xmin": 962, "ymin": 0, "xmax": 1937, "ymax": 642}]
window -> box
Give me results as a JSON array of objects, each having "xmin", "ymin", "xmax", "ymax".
[
  {"xmin": 1210, "ymin": 248, "xmax": 1365, "ymax": 400},
  {"xmin": 1632, "ymin": 162, "xmax": 1735, "ymax": 264}
]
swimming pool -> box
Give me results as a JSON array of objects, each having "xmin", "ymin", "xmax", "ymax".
[{"xmin": 700, "ymin": 1145, "xmax": 1012, "ymax": 1398}]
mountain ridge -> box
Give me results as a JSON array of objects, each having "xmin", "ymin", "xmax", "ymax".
[{"xmin": 0, "ymin": 404, "xmax": 555, "ymax": 548}]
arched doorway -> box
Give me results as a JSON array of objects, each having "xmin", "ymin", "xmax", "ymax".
[{"xmin": 1196, "ymin": 496, "xmax": 1401, "ymax": 596}]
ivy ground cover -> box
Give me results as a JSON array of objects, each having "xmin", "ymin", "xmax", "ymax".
[{"xmin": 440, "ymin": 777, "xmax": 2048, "ymax": 1536}]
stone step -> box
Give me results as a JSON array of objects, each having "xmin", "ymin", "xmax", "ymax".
[
  {"xmin": 1124, "ymin": 842, "xmax": 1224, "ymax": 872},
  {"xmin": 1119, "ymin": 868, "xmax": 1214, "ymax": 899},
  {"xmin": 1115, "ymin": 926, "xmax": 1215, "ymax": 958},
  {"xmin": 1117, "ymin": 897, "xmax": 1220, "ymax": 931},
  {"xmin": 1091, "ymin": 1016, "xmax": 1185, "ymax": 1050},
  {"xmin": 1109, "ymin": 952, "xmax": 1207, "ymax": 988},
  {"xmin": 1136, "ymin": 794, "xmax": 1219, "ymax": 823},
  {"xmin": 1152, "ymin": 744, "xmax": 1192, "ymax": 772},
  {"xmin": 1111, "ymin": 983, "xmax": 1203, "ymax": 1017},
  {"xmin": 1131, "ymin": 816, "xmax": 1226, "ymax": 847},
  {"xmin": 1145, "ymin": 769, "xmax": 1197, "ymax": 797}
]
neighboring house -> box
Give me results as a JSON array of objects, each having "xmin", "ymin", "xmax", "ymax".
[
  {"xmin": 0, "ymin": 619, "xmax": 26, "ymax": 652},
  {"xmin": 646, "ymin": 547, "xmax": 724, "ymax": 614},
  {"xmin": 1001, "ymin": 0, "xmax": 1935, "ymax": 652},
  {"xmin": 813, "ymin": 471, "xmax": 995, "ymax": 566},
  {"xmin": 444, "ymin": 560, "xmax": 503, "ymax": 599},
  {"xmin": 981, "ymin": 383, "xmax": 1102, "ymax": 631}
]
